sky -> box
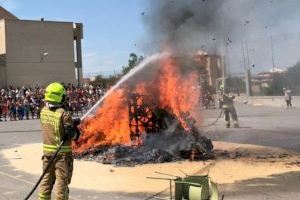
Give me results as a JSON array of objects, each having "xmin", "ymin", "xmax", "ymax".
[
  {"xmin": 0, "ymin": 0, "xmax": 146, "ymax": 76},
  {"xmin": 2, "ymin": 0, "xmax": 300, "ymax": 77}
]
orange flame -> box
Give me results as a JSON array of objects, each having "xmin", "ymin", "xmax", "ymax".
[
  {"xmin": 73, "ymin": 56, "xmax": 201, "ymax": 153},
  {"xmin": 157, "ymin": 58, "xmax": 200, "ymax": 129}
]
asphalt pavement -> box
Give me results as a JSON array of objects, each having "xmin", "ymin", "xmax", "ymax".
[
  {"xmin": 201, "ymin": 103, "xmax": 300, "ymax": 151},
  {"xmin": 201, "ymin": 103, "xmax": 300, "ymax": 200},
  {"xmin": 0, "ymin": 103, "xmax": 299, "ymax": 200}
]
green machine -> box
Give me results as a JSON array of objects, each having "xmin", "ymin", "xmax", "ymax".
[
  {"xmin": 147, "ymin": 173, "xmax": 223, "ymax": 200},
  {"xmin": 175, "ymin": 175, "xmax": 220, "ymax": 200}
]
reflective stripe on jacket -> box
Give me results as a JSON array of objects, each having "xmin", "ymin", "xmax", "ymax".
[
  {"xmin": 219, "ymin": 94, "xmax": 234, "ymax": 109},
  {"xmin": 40, "ymin": 107, "xmax": 72, "ymax": 154}
]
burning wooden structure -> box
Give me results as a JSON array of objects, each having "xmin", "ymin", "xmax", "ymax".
[
  {"xmin": 73, "ymin": 54, "xmax": 215, "ymax": 165},
  {"xmin": 128, "ymin": 93, "xmax": 159, "ymax": 144},
  {"xmin": 128, "ymin": 93, "xmax": 176, "ymax": 145},
  {"xmin": 74, "ymin": 91, "xmax": 214, "ymax": 166}
]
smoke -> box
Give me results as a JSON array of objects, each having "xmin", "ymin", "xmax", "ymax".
[
  {"xmin": 142, "ymin": 0, "xmax": 300, "ymax": 68},
  {"xmin": 143, "ymin": 0, "xmax": 226, "ymax": 54},
  {"xmin": 141, "ymin": 127, "xmax": 212, "ymax": 154}
]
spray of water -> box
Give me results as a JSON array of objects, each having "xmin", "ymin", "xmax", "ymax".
[{"xmin": 81, "ymin": 51, "xmax": 170, "ymax": 120}]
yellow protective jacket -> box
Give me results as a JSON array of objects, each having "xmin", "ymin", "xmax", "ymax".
[
  {"xmin": 219, "ymin": 94, "xmax": 235, "ymax": 109},
  {"xmin": 40, "ymin": 106, "xmax": 73, "ymax": 155}
]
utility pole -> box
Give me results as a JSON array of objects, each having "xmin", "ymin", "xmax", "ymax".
[
  {"xmin": 241, "ymin": 42, "xmax": 251, "ymax": 97},
  {"xmin": 241, "ymin": 42, "xmax": 247, "ymax": 70},
  {"xmin": 245, "ymin": 41, "xmax": 252, "ymax": 96},
  {"xmin": 270, "ymin": 36, "xmax": 275, "ymax": 72},
  {"xmin": 221, "ymin": 55, "xmax": 226, "ymax": 93},
  {"xmin": 225, "ymin": 43, "xmax": 231, "ymax": 78},
  {"xmin": 245, "ymin": 41, "xmax": 250, "ymax": 68}
]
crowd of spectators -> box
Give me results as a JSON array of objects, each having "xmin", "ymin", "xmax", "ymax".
[{"xmin": 0, "ymin": 84, "xmax": 105, "ymax": 122}]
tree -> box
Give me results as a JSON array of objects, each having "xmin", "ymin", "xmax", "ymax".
[
  {"xmin": 122, "ymin": 53, "xmax": 143, "ymax": 75},
  {"xmin": 90, "ymin": 74, "xmax": 105, "ymax": 88},
  {"xmin": 90, "ymin": 53, "xmax": 143, "ymax": 89},
  {"xmin": 264, "ymin": 61, "xmax": 300, "ymax": 95},
  {"xmin": 286, "ymin": 61, "xmax": 300, "ymax": 94},
  {"xmin": 226, "ymin": 76, "xmax": 246, "ymax": 94},
  {"xmin": 263, "ymin": 73, "xmax": 288, "ymax": 95},
  {"xmin": 90, "ymin": 74, "xmax": 120, "ymax": 89}
]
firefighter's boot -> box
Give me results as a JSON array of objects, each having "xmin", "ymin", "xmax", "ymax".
[
  {"xmin": 233, "ymin": 120, "xmax": 239, "ymax": 128},
  {"xmin": 226, "ymin": 121, "xmax": 230, "ymax": 128}
]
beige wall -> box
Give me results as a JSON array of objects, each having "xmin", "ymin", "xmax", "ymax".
[
  {"xmin": 0, "ymin": 20, "xmax": 6, "ymax": 88},
  {"xmin": 4, "ymin": 19, "xmax": 78, "ymax": 87},
  {"xmin": 0, "ymin": 20, "xmax": 6, "ymax": 54},
  {"xmin": 0, "ymin": 63, "xmax": 6, "ymax": 88}
]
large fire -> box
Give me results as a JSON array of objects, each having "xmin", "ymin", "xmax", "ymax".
[{"xmin": 73, "ymin": 56, "xmax": 201, "ymax": 153}]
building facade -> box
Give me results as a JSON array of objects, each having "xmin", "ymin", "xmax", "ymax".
[
  {"xmin": 0, "ymin": 7, "xmax": 83, "ymax": 88},
  {"xmin": 193, "ymin": 51, "xmax": 223, "ymax": 90}
]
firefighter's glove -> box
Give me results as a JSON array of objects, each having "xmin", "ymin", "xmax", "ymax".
[
  {"xmin": 63, "ymin": 126, "xmax": 77, "ymax": 141},
  {"xmin": 72, "ymin": 118, "xmax": 81, "ymax": 141},
  {"xmin": 62, "ymin": 118, "xmax": 81, "ymax": 141}
]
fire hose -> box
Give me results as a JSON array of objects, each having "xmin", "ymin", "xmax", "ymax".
[
  {"xmin": 23, "ymin": 139, "xmax": 66, "ymax": 200},
  {"xmin": 198, "ymin": 109, "xmax": 223, "ymax": 128},
  {"xmin": 23, "ymin": 118, "xmax": 81, "ymax": 200}
]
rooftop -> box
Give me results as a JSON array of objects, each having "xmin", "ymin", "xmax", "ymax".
[{"xmin": 0, "ymin": 6, "xmax": 18, "ymax": 20}]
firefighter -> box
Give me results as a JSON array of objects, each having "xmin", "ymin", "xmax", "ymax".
[
  {"xmin": 219, "ymin": 85, "xmax": 239, "ymax": 128},
  {"xmin": 39, "ymin": 82, "xmax": 79, "ymax": 200}
]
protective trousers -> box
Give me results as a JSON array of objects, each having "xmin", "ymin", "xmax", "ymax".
[
  {"xmin": 224, "ymin": 106, "xmax": 238, "ymax": 127},
  {"xmin": 38, "ymin": 154, "xmax": 73, "ymax": 200}
]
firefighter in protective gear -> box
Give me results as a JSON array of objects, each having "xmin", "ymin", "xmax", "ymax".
[
  {"xmin": 219, "ymin": 85, "xmax": 239, "ymax": 128},
  {"xmin": 39, "ymin": 82, "xmax": 79, "ymax": 200}
]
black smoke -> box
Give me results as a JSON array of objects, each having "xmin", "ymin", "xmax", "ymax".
[{"xmin": 142, "ymin": 0, "xmax": 300, "ymax": 58}]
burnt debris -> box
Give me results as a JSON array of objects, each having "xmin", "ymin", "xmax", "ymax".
[
  {"xmin": 74, "ymin": 131, "xmax": 213, "ymax": 167},
  {"xmin": 74, "ymin": 92, "xmax": 214, "ymax": 166}
]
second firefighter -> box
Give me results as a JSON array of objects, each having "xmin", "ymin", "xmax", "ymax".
[{"xmin": 219, "ymin": 86, "xmax": 239, "ymax": 128}]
